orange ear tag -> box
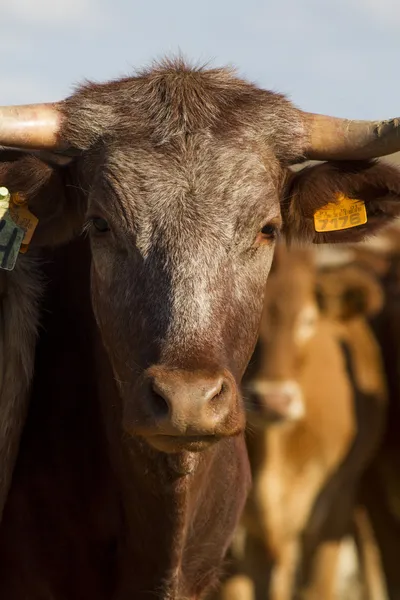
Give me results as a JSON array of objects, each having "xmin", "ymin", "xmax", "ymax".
[
  {"xmin": 9, "ymin": 192, "xmax": 39, "ymax": 252},
  {"xmin": 313, "ymin": 194, "xmax": 367, "ymax": 232}
]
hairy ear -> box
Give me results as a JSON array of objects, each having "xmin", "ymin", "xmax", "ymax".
[
  {"xmin": 317, "ymin": 265, "xmax": 384, "ymax": 320},
  {"xmin": 341, "ymin": 274, "xmax": 383, "ymax": 319},
  {"xmin": 282, "ymin": 160, "xmax": 400, "ymax": 244},
  {"xmin": 0, "ymin": 152, "xmax": 85, "ymax": 248}
]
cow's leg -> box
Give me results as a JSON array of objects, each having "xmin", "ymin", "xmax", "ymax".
[
  {"xmin": 222, "ymin": 533, "xmax": 274, "ymax": 600},
  {"xmin": 299, "ymin": 539, "xmax": 341, "ymax": 600},
  {"xmin": 216, "ymin": 534, "xmax": 298, "ymax": 600},
  {"xmin": 217, "ymin": 574, "xmax": 254, "ymax": 600},
  {"xmin": 267, "ymin": 539, "xmax": 299, "ymax": 600},
  {"xmin": 354, "ymin": 506, "xmax": 388, "ymax": 600}
]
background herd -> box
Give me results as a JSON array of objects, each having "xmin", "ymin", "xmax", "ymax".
[{"xmin": 209, "ymin": 154, "xmax": 400, "ymax": 600}]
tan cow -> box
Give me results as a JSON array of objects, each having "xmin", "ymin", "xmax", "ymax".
[
  {"xmin": 216, "ymin": 242, "xmax": 387, "ymax": 600},
  {"xmin": 333, "ymin": 225, "xmax": 400, "ymax": 599},
  {"xmin": 306, "ymin": 226, "xmax": 400, "ymax": 599}
]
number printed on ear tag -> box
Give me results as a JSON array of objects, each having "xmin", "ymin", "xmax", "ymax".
[
  {"xmin": 313, "ymin": 194, "xmax": 367, "ymax": 232},
  {"xmin": 0, "ymin": 187, "xmax": 25, "ymax": 271},
  {"xmin": 9, "ymin": 194, "xmax": 39, "ymax": 246}
]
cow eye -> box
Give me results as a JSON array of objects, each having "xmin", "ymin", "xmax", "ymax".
[
  {"xmin": 92, "ymin": 217, "xmax": 110, "ymax": 233},
  {"xmin": 260, "ymin": 224, "xmax": 278, "ymax": 240}
]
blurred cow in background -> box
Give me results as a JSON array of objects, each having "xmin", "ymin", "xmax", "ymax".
[
  {"xmin": 316, "ymin": 216, "xmax": 400, "ymax": 599},
  {"xmin": 335, "ymin": 217, "xmax": 400, "ymax": 600},
  {"xmin": 215, "ymin": 241, "xmax": 388, "ymax": 600}
]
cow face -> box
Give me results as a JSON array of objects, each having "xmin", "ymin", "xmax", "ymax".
[
  {"xmin": 2, "ymin": 62, "xmax": 400, "ymax": 453},
  {"xmin": 85, "ymin": 137, "xmax": 282, "ymax": 452}
]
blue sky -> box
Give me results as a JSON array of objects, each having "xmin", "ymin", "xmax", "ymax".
[{"xmin": 1, "ymin": 0, "xmax": 399, "ymax": 119}]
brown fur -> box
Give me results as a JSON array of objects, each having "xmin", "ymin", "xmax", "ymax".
[
  {"xmin": 0, "ymin": 59, "xmax": 399, "ymax": 598},
  {"xmin": 305, "ymin": 236, "xmax": 400, "ymax": 597},
  {"xmin": 341, "ymin": 236, "xmax": 400, "ymax": 598},
  {"xmin": 0, "ymin": 259, "xmax": 43, "ymax": 520},
  {"xmin": 216, "ymin": 243, "xmax": 387, "ymax": 600}
]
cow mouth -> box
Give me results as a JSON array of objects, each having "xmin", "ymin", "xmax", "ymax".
[{"xmin": 146, "ymin": 434, "xmax": 221, "ymax": 453}]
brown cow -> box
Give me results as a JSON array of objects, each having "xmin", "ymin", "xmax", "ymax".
[
  {"xmin": 316, "ymin": 259, "xmax": 390, "ymax": 600},
  {"xmin": 307, "ymin": 232, "xmax": 400, "ymax": 598},
  {"xmin": 334, "ymin": 227, "xmax": 400, "ymax": 599},
  {"xmin": 0, "ymin": 59, "xmax": 399, "ymax": 598},
  {"xmin": 216, "ymin": 243, "xmax": 387, "ymax": 600}
]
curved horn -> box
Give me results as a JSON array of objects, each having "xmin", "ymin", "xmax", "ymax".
[
  {"xmin": 304, "ymin": 113, "xmax": 400, "ymax": 160},
  {"xmin": 0, "ymin": 102, "xmax": 67, "ymax": 151}
]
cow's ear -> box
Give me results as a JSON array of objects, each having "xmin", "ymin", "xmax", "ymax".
[
  {"xmin": 281, "ymin": 160, "xmax": 400, "ymax": 244},
  {"xmin": 0, "ymin": 152, "xmax": 85, "ymax": 248},
  {"xmin": 317, "ymin": 265, "xmax": 384, "ymax": 320},
  {"xmin": 341, "ymin": 271, "xmax": 383, "ymax": 319}
]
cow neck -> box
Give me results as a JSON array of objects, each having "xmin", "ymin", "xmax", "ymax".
[{"xmin": 245, "ymin": 422, "xmax": 296, "ymax": 474}]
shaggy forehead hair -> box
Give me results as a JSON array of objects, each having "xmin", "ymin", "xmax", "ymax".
[
  {"xmin": 58, "ymin": 59, "xmax": 310, "ymax": 362},
  {"xmin": 61, "ymin": 58, "xmax": 308, "ymax": 163},
  {"xmin": 60, "ymin": 58, "xmax": 309, "ymax": 264}
]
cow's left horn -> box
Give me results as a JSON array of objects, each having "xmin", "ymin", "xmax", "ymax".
[
  {"xmin": 303, "ymin": 112, "xmax": 400, "ymax": 160},
  {"xmin": 0, "ymin": 102, "xmax": 67, "ymax": 150}
]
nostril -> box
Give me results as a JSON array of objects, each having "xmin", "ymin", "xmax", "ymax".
[
  {"xmin": 207, "ymin": 379, "xmax": 233, "ymax": 426},
  {"xmin": 207, "ymin": 378, "xmax": 226, "ymax": 405},
  {"xmin": 149, "ymin": 385, "xmax": 170, "ymax": 419}
]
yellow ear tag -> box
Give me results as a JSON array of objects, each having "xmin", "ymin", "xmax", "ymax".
[
  {"xmin": 9, "ymin": 192, "xmax": 39, "ymax": 250},
  {"xmin": 313, "ymin": 194, "xmax": 367, "ymax": 233}
]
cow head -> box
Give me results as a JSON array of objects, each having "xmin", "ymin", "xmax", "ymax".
[
  {"xmin": 316, "ymin": 263, "xmax": 384, "ymax": 322},
  {"xmin": 1, "ymin": 60, "xmax": 400, "ymax": 453}
]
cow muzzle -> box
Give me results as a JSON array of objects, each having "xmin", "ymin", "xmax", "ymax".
[
  {"xmin": 245, "ymin": 379, "xmax": 305, "ymax": 423},
  {"xmin": 123, "ymin": 366, "xmax": 245, "ymax": 453}
]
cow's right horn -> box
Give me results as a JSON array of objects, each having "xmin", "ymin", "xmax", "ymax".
[{"xmin": 0, "ymin": 102, "xmax": 67, "ymax": 151}]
